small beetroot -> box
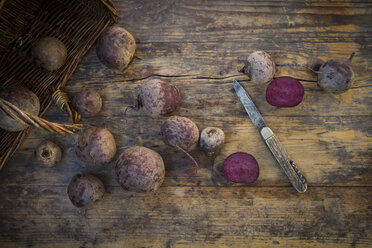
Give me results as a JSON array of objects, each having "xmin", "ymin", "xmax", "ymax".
[
  {"xmin": 223, "ymin": 152, "xmax": 259, "ymax": 184},
  {"xmin": 266, "ymin": 76, "xmax": 304, "ymax": 107},
  {"xmin": 35, "ymin": 140, "xmax": 62, "ymax": 167},
  {"xmin": 139, "ymin": 79, "xmax": 181, "ymax": 117},
  {"xmin": 239, "ymin": 51, "xmax": 275, "ymax": 84},
  {"xmin": 200, "ymin": 127, "xmax": 225, "ymax": 157},
  {"xmin": 317, "ymin": 53, "xmax": 355, "ymax": 93}
]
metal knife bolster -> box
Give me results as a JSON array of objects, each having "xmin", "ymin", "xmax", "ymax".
[{"xmin": 261, "ymin": 127, "xmax": 307, "ymax": 193}]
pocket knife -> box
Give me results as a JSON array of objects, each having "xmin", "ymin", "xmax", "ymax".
[{"xmin": 233, "ymin": 79, "xmax": 307, "ymax": 193}]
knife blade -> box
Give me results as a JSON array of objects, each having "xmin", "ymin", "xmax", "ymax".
[{"xmin": 233, "ymin": 79, "xmax": 307, "ymax": 193}]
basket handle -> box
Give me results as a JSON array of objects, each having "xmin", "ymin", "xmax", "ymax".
[
  {"xmin": 0, "ymin": 90, "xmax": 82, "ymax": 135},
  {"xmin": 100, "ymin": 0, "xmax": 118, "ymax": 22}
]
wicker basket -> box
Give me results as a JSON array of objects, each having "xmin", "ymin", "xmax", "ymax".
[{"xmin": 0, "ymin": 0, "xmax": 117, "ymax": 169}]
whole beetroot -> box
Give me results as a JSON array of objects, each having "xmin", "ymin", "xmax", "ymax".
[
  {"xmin": 96, "ymin": 26, "xmax": 136, "ymax": 71},
  {"xmin": 161, "ymin": 116, "xmax": 199, "ymax": 151},
  {"xmin": 72, "ymin": 89, "xmax": 102, "ymax": 117},
  {"xmin": 266, "ymin": 76, "xmax": 304, "ymax": 107},
  {"xmin": 200, "ymin": 127, "xmax": 225, "ymax": 157},
  {"xmin": 223, "ymin": 152, "xmax": 259, "ymax": 184},
  {"xmin": 161, "ymin": 116, "xmax": 199, "ymax": 171},
  {"xmin": 115, "ymin": 146, "xmax": 165, "ymax": 192},
  {"xmin": 67, "ymin": 174, "xmax": 105, "ymax": 208},
  {"xmin": 0, "ymin": 86, "xmax": 40, "ymax": 132},
  {"xmin": 139, "ymin": 79, "xmax": 181, "ymax": 117},
  {"xmin": 317, "ymin": 53, "xmax": 355, "ymax": 93},
  {"xmin": 76, "ymin": 127, "xmax": 116, "ymax": 166},
  {"xmin": 239, "ymin": 51, "xmax": 275, "ymax": 84},
  {"xmin": 32, "ymin": 37, "xmax": 67, "ymax": 71},
  {"xmin": 35, "ymin": 140, "xmax": 62, "ymax": 167}
]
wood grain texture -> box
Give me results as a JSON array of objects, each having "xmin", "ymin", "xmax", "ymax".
[
  {"xmin": 0, "ymin": 0, "xmax": 371, "ymax": 247},
  {"xmin": 0, "ymin": 186, "xmax": 371, "ymax": 247}
]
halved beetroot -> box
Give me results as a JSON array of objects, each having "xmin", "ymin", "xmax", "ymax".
[
  {"xmin": 223, "ymin": 152, "xmax": 259, "ymax": 184},
  {"xmin": 266, "ymin": 76, "xmax": 304, "ymax": 107}
]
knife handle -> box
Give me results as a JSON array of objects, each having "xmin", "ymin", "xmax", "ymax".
[{"xmin": 261, "ymin": 127, "xmax": 307, "ymax": 193}]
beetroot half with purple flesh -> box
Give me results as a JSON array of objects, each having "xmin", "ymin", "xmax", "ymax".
[
  {"xmin": 266, "ymin": 76, "xmax": 304, "ymax": 107},
  {"xmin": 223, "ymin": 152, "xmax": 259, "ymax": 184}
]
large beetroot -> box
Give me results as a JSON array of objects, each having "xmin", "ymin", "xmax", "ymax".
[
  {"xmin": 266, "ymin": 76, "xmax": 304, "ymax": 107},
  {"xmin": 115, "ymin": 146, "xmax": 165, "ymax": 192}
]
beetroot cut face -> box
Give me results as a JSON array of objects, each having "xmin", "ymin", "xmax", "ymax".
[
  {"xmin": 266, "ymin": 76, "xmax": 304, "ymax": 107},
  {"xmin": 223, "ymin": 152, "xmax": 259, "ymax": 184}
]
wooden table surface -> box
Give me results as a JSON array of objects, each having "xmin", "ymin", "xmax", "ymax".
[{"xmin": 1, "ymin": 1, "xmax": 371, "ymax": 247}]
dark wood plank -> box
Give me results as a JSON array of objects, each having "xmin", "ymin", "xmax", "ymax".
[{"xmin": 0, "ymin": 186, "xmax": 371, "ymax": 247}]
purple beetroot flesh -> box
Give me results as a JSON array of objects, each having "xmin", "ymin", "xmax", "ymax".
[
  {"xmin": 223, "ymin": 152, "xmax": 259, "ymax": 184},
  {"xmin": 266, "ymin": 76, "xmax": 304, "ymax": 107}
]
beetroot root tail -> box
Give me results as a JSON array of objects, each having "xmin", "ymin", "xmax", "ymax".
[{"xmin": 175, "ymin": 144, "xmax": 199, "ymax": 174}]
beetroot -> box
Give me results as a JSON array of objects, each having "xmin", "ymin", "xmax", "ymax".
[
  {"xmin": 317, "ymin": 53, "xmax": 355, "ymax": 93},
  {"xmin": 200, "ymin": 127, "xmax": 225, "ymax": 157},
  {"xmin": 75, "ymin": 127, "xmax": 117, "ymax": 166},
  {"xmin": 96, "ymin": 26, "xmax": 136, "ymax": 71},
  {"xmin": 139, "ymin": 79, "xmax": 181, "ymax": 117},
  {"xmin": 161, "ymin": 116, "xmax": 199, "ymax": 151},
  {"xmin": 72, "ymin": 89, "xmax": 102, "ymax": 117},
  {"xmin": 161, "ymin": 116, "xmax": 200, "ymax": 171},
  {"xmin": 115, "ymin": 146, "xmax": 165, "ymax": 192},
  {"xmin": 277, "ymin": 53, "xmax": 355, "ymax": 94},
  {"xmin": 223, "ymin": 152, "xmax": 259, "ymax": 184},
  {"xmin": 239, "ymin": 51, "xmax": 275, "ymax": 84},
  {"xmin": 266, "ymin": 76, "xmax": 304, "ymax": 107},
  {"xmin": 0, "ymin": 86, "xmax": 40, "ymax": 132},
  {"xmin": 32, "ymin": 37, "xmax": 67, "ymax": 71},
  {"xmin": 67, "ymin": 174, "xmax": 105, "ymax": 208},
  {"xmin": 35, "ymin": 140, "xmax": 62, "ymax": 167}
]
